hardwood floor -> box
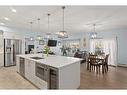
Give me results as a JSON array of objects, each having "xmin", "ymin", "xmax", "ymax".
[
  {"xmin": 0, "ymin": 63, "xmax": 127, "ymax": 89},
  {"xmin": 80, "ymin": 63, "xmax": 127, "ymax": 89}
]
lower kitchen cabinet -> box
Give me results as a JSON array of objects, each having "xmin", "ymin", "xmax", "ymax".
[
  {"xmin": 16, "ymin": 54, "xmax": 80, "ymax": 89},
  {"xmin": 0, "ymin": 53, "xmax": 4, "ymax": 67},
  {"xmin": 25, "ymin": 59, "xmax": 36, "ymax": 83},
  {"xmin": 19, "ymin": 57, "xmax": 25, "ymax": 77},
  {"xmin": 34, "ymin": 77, "xmax": 48, "ymax": 89},
  {"xmin": 25, "ymin": 59, "xmax": 47, "ymax": 89}
]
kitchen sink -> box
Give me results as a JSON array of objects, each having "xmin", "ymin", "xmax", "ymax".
[{"xmin": 30, "ymin": 57, "xmax": 44, "ymax": 60}]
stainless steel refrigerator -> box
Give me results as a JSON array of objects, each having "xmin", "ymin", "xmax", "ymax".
[{"xmin": 4, "ymin": 39, "xmax": 22, "ymax": 67}]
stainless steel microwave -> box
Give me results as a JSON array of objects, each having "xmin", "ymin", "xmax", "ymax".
[{"xmin": 35, "ymin": 62, "xmax": 48, "ymax": 81}]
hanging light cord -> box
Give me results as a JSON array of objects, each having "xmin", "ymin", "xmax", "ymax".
[
  {"xmin": 58, "ymin": 6, "xmax": 68, "ymax": 38},
  {"xmin": 30, "ymin": 22, "xmax": 32, "ymax": 31},
  {"xmin": 93, "ymin": 24, "xmax": 96, "ymax": 32},
  {"xmin": 48, "ymin": 14, "xmax": 50, "ymax": 33},
  {"xmin": 37, "ymin": 18, "xmax": 40, "ymax": 31},
  {"xmin": 62, "ymin": 6, "xmax": 65, "ymax": 32},
  {"xmin": 29, "ymin": 22, "xmax": 33, "ymax": 40}
]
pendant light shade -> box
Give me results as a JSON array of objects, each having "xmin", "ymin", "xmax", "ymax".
[
  {"xmin": 91, "ymin": 24, "xmax": 97, "ymax": 39},
  {"xmin": 46, "ymin": 13, "xmax": 52, "ymax": 39},
  {"xmin": 29, "ymin": 21, "xmax": 34, "ymax": 41},
  {"xmin": 58, "ymin": 6, "xmax": 68, "ymax": 38},
  {"xmin": 36, "ymin": 18, "xmax": 42, "ymax": 40}
]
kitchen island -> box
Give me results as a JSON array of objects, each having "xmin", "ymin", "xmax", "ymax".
[{"xmin": 16, "ymin": 54, "xmax": 81, "ymax": 89}]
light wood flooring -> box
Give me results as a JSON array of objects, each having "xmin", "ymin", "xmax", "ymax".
[
  {"xmin": 0, "ymin": 63, "xmax": 127, "ymax": 89},
  {"xmin": 0, "ymin": 66, "xmax": 37, "ymax": 89},
  {"xmin": 80, "ymin": 63, "xmax": 127, "ymax": 89}
]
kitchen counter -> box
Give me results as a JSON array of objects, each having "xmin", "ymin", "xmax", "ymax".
[
  {"xmin": 16, "ymin": 53, "xmax": 81, "ymax": 89},
  {"xmin": 17, "ymin": 53, "xmax": 81, "ymax": 68}
]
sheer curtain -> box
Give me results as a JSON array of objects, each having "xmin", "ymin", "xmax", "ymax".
[
  {"xmin": 89, "ymin": 39, "xmax": 95, "ymax": 53},
  {"xmin": 90, "ymin": 38, "xmax": 118, "ymax": 66},
  {"xmin": 103, "ymin": 39, "xmax": 117, "ymax": 66}
]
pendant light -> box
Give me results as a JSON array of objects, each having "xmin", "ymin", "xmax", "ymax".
[
  {"xmin": 91, "ymin": 24, "xmax": 97, "ymax": 39},
  {"xmin": 58, "ymin": 6, "xmax": 68, "ymax": 38},
  {"xmin": 29, "ymin": 21, "xmax": 34, "ymax": 41},
  {"xmin": 46, "ymin": 13, "xmax": 52, "ymax": 39},
  {"xmin": 36, "ymin": 18, "xmax": 42, "ymax": 40}
]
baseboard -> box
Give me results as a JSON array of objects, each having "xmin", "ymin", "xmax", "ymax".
[
  {"xmin": 117, "ymin": 64, "xmax": 127, "ymax": 68},
  {"xmin": 109, "ymin": 65, "xmax": 117, "ymax": 67}
]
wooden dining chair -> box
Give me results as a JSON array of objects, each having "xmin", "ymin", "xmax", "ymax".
[
  {"xmin": 104, "ymin": 54, "xmax": 109, "ymax": 72},
  {"xmin": 87, "ymin": 54, "xmax": 101, "ymax": 74},
  {"xmin": 98, "ymin": 54, "xmax": 109, "ymax": 73},
  {"xmin": 87, "ymin": 53, "xmax": 96, "ymax": 70}
]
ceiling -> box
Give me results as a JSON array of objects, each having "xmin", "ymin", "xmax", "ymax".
[{"xmin": 0, "ymin": 6, "xmax": 127, "ymax": 34}]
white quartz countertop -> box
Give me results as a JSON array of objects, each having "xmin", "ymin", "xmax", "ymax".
[{"xmin": 17, "ymin": 54, "xmax": 82, "ymax": 68}]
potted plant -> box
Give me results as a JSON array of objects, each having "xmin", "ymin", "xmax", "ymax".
[{"xmin": 44, "ymin": 45, "xmax": 50, "ymax": 56}]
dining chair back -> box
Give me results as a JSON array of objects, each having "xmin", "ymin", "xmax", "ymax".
[
  {"xmin": 87, "ymin": 54, "xmax": 101, "ymax": 73},
  {"xmin": 104, "ymin": 54, "xmax": 109, "ymax": 72}
]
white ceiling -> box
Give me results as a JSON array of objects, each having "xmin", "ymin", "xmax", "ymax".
[{"xmin": 0, "ymin": 6, "xmax": 127, "ymax": 34}]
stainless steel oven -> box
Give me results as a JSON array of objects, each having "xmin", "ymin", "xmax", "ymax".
[{"xmin": 35, "ymin": 62, "xmax": 48, "ymax": 81}]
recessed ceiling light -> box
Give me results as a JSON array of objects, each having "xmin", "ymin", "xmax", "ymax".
[
  {"xmin": 0, "ymin": 23, "xmax": 5, "ymax": 25},
  {"xmin": 4, "ymin": 17, "xmax": 9, "ymax": 21},
  {"xmin": 11, "ymin": 8, "xmax": 16, "ymax": 13}
]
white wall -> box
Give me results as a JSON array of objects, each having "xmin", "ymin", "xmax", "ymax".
[
  {"xmin": 48, "ymin": 34, "xmax": 62, "ymax": 55},
  {"xmin": 94, "ymin": 29, "xmax": 127, "ymax": 65},
  {"xmin": 0, "ymin": 26, "xmax": 45, "ymax": 54}
]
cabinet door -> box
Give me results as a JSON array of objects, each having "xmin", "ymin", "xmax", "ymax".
[
  {"xmin": 19, "ymin": 57, "xmax": 25, "ymax": 77},
  {"xmin": 29, "ymin": 60, "xmax": 36, "ymax": 83},
  {"xmin": 25, "ymin": 59, "xmax": 36, "ymax": 83},
  {"xmin": 25, "ymin": 60, "xmax": 47, "ymax": 89},
  {"xmin": 0, "ymin": 53, "xmax": 4, "ymax": 67},
  {"xmin": 34, "ymin": 76, "xmax": 48, "ymax": 89},
  {"xmin": 16, "ymin": 56, "xmax": 20, "ymax": 72},
  {"xmin": 25, "ymin": 59, "xmax": 29, "ymax": 79}
]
